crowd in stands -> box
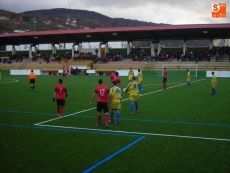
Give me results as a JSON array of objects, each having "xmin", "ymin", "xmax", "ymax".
[
  {"xmin": 128, "ymin": 46, "xmax": 230, "ymax": 63},
  {"xmin": 31, "ymin": 51, "xmax": 72, "ymax": 64},
  {"xmin": 0, "ymin": 57, "xmax": 12, "ymax": 64},
  {"xmin": 129, "ymin": 47, "xmax": 151, "ymax": 61},
  {"xmin": 73, "ymin": 52, "xmax": 123, "ymax": 63},
  {"xmin": 9, "ymin": 54, "xmax": 26, "ymax": 62},
  {"xmin": 1, "ymin": 45, "xmax": 229, "ymax": 65},
  {"xmin": 0, "ymin": 54, "xmax": 28, "ymax": 64},
  {"xmin": 73, "ymin": 52, "xmax": 98, "ymax": 62},
  {"xmin": 105, "ymin": 52, "xmax": 127, "ymax": 61},
  {"xmin": 209, "ymin": 45, "xmax": 230, "ymax": 62}
]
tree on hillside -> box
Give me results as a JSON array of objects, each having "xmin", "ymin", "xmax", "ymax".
[{"xmin": 22, "ymin": 16, "xmax": 30, "ymax": 22}]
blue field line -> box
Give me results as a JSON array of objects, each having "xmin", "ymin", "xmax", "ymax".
[
  {"xmin": 2, "ymin": 109, "xmax": 230, "ymax": 128},
  {"xmin": 0, "ymin": 123, "xmax": 139, "ymax": 137},
  {"xmin": 74, "ymin": 115, "xmax": 230, "ymax": 128},
  {"xmin": 0, "ymin": 110, "xmax": 56, "ymax": 116},
  {"xmin": 82, "ymin": 136, "xmax": 145, "ymax": 173}
]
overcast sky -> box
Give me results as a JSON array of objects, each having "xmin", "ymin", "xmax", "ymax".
[{"xmin": 0, "ymin": 0, "xmax": 229, "ymax": 24}]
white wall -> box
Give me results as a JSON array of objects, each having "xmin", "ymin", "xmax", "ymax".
[
  {"xmin": 10, "ymin": 70, "xmax": 41, "ymax": 75},
  {"xmin": 206, "ymin": 71, "xmax": 230, "ymax": 78},
  {"xmin": 116, "ymin": 70, "xmax": 138, "ymax": 77}
]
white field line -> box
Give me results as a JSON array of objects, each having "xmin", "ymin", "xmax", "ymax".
[
  {"xmin": 34, "ymin": 108, "xmax": 95, "ymax": 125},
  {"xmin": 34, "ymin": 79, "xmax": 205, "ymax": 125},
  {"xmin": 37, "ymin": 124, "xmax": 230, "ymax": 142},
  {"xmin": 0, "ymin": 79, "xmax": 18, "ymax": 83},
  {"xmin": 140, "ymin": 79, "xmax": 205, "ymax": 97},
  {"xmin": 34, "ymin": 78, "xmax": 229, "ymax": 142},
  {"xmin": 143, "ymin": 83, "xmax": 183, "ymax": 86}
]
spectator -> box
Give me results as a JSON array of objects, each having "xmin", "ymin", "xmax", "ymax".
[
  {"xmin": 3, "ymin": 58, "xmax": 7, "ymax": 64},
  {"xmin": 7, "ymin": 59, "xmax": 12, "ymax": 64}
]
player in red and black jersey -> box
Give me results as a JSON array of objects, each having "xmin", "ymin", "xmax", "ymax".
[
  {"xmin": 89, "ymin": 79, "xmax": 110, "ymax": 128},
  {"xmin": 53, "ymin": 79, "xmax": 68, "ymax": 118},
  {"xmin": 110, "ymin": 71, "xmax": 116, "ymax": 86},
  {"xmin": 114, "ymin": 72, "xmax": 121, "ymax": 87}
]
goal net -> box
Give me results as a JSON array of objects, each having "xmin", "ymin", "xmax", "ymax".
[{"xmin": 156, "ymin": 64, "xmax": 198, "ymax": 77}]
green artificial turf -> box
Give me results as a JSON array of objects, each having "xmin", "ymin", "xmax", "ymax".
[{"xmin": 0, "ymin": 70, "xmax": 230, "ymax": 173}]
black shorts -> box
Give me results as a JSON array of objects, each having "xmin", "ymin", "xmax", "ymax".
[
  {"xmin": 30, "ymin": 79, "xmax": 35, "ymax": 84},
  {"xmin": 56, "ymin": 99, "xmax": 65, "ymax": 107},
  {"xmin": 163, "ymin": 77, "xmax": 167, "ymax": 83},
  {"xmin": 63, "ymin": 73, "xmax": 67, "ymax": 77},
  {"xmin": 96, "ymin": 102, "xmax": 109, "ymax": 113}
]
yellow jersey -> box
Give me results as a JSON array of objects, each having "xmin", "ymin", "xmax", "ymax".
[
  {"xmin": 137, "ymin": 72, "xmax": 143, "ymax": 83},
  {"xmin": 212, "ymin": 75, "xmax": 217, "ymax": 87},
  {"xmin": 126, "ymin": 81, "xmax": 138, "ymax": 95},
  {"xmin": 186, "ymin": 71, "xmax": 191, "ymax": 81},
  {"xmin": 110, "ymin": 86, "xmax": 122, "ymax": 100},
  {"xmin": 128, "ymin": 70, "xmax": 134, "ymax": 80}
]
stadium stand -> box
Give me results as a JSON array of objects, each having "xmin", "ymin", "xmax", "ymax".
[{"xmin": 0, "ymin": 62, "xmax": 23, "ymax": 70}]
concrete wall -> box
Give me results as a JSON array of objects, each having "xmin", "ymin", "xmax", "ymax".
[
  {"xmin": 10, "ymin": 70, "xmax": 41, "ymax": 75},
  {"xmin": 206, "ymin": 71, "xmax": 230, "ymax": 77}
]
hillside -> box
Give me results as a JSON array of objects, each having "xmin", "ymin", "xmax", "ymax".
[
  {"xmin": 0, "ymin": 8, "xmax": 164, "ymax": 32},
  {"xmin": 0, "ymin": 8, "xmax": 209, "ymax": 46}
]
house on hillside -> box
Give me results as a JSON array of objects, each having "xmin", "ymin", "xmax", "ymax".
[{"xmin": 0, "ymin": 16, "xmax": 10, "ymax": 20}]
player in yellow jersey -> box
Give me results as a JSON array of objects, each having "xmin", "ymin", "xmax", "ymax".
[
  {"xmin": 186, "ymin": 69, "xmax": 191, "ymax": 87},
  {"xmin": 128, "ymin": 67, "xmax": 134, "ymax": 82},
  {"xmin": 211, "ymin": 71, "xmax": 217, "ymax": 96},
  {"xmin": 109, "ymin": 81, "xmax": 122, "ymax": 124},
  {"xmin": 137, "ymin": 69, "xmax": 143, "ymax": 92},
  {"xmin": 125, "ymin": 76, "xmax": 138, "ymax": 114}
]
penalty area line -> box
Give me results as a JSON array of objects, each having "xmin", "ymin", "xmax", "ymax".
[
  {"xmin": 143, "ymin": 83, "xmax": 184, "ymax": 86},
  {"xmin": 34, "ymin": 79, "xmax": 205, "ymax": 125},
  {"xmin": 34, "ymin": 107, "xmax": 95, "ymax": 125},
  {"xmin": 140, "ymin": 79, "xmax": 205, "ymax": 97},
  {"xmin": 36, "ymin": 124, "xmax": 230, "ymax": 142}
]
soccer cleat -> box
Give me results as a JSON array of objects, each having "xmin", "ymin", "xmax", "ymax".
[
  {"xmin": 106, "ymin": 124, "xmax": 109, "ymax": 128},
  {"xmin": 109, "ymin": 120, "xmax": 114, "ymax": 123},
  {"xmin": 58, "ymin": 114, "xmax": 63, "ymax": 118}
]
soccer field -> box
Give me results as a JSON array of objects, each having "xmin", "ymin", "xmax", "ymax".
[{"xmin": 0, "ymin": 70, "xmax": 230, "ymax": 173}]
